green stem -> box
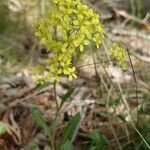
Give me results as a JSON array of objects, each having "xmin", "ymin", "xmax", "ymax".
[
  {"xmin": 49, "ymin": 81, "xmax": 59, "ymax": 150},
  {"xmin": 54, "ymin": 81, "xmax": 59, "ymax": 110},
  {"xmin": 121, "ymin": 43, "xmax": 139, "ymax": 126},
  {"xmin": 90, "ymin": 46, "xmax": 101, "ymax": 97},
  {"xmin": 131, "ymin": 123, "xmax": 150, "ymax": 149},
  {"xmin": 137, "ymin": 0, "xmax": 142, "ymax": 18},
  {"xmin": 130, "ymin": 0, "xmax": 136, "ymax": 17}
]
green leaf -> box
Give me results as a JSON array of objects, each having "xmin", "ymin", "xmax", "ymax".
[
  {"xmin": 87, "ymin": 132, "xmax": 108, "ymax": 150},
  {"xmin": 117, "ymin": 114, "xmax": 127, "ymax": 122},
  {"xmin": 83, "ymin": 40, "xmax": 90, "ymax": 46},
  {"xmin": 61, "ymin": 112, "xmax": 81, "ymax": 144},
  {"xmin": 60, "ymin": 140, "xmax": 73, "ymax": 150},
  {"xmin": 59, "ymin": 88, "xmax": 74, "ymax": 109},
  {"xmin": 31, "ymin": 107, "xmax": 49, "ymax": 135},
  {"xmin": 79, "ymin": 44, "xmax": 84, "ymax": 52},
  {"xmin": 29, "ymin": 143, "xmax": 39, "ymax": 150},
  {"xmin": 73, "ymin": 20, "xmax": 79, "ymax": 25},
  {"xmin": 69, "ymin": 75, "xmax": 73, "ymax": 81},
  {"xmin": 0, "ymin": 122, "xmax": 6, "ymax": 135},
  {"xmin": 35, "ymin": 82, "xmax": 50, "ymax": 91}
]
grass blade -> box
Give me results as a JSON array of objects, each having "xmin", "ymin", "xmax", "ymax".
[
  {"xmin": 31, "ymin": 107, "xmax": 49, "ymax": 135},
  {"xmin": 60, "ymin": 140, "xmax": 73, "ymax": 150},
  {"xmin": 59, "ymin": 88, "xmax": 74, "ymax": 110},
  {"xmin": 61, "ymin": 112, "xmax": 81, "ymax": 144}
]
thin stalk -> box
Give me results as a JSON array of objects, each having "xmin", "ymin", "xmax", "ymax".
[
  {"xmin": 130, "ymin": 0, "xmax": 136, "ymax": 25},
  {"xmin": 121, "ymin": 43, "xmax": 139, "ymax": 125},
  {"xmin": 101, "ymin": 42, "xmax": 149, "ymax": 148},
  {"xmin": 50, "ymin": 134, "xmax": 55, "ymax": 150},
  {"xmin": 90, "ymin": 46, "xmax": 101, "ymax": 97},
  {"xmin": 98, "ymin": 44, "xmax": 135, "ymax": 124},
  {"xmin": 76, "ymin": 59, "xmax": 113, "ymax": 69},
  {"xmin": 130, "ymin": 0, "xmax": 136, "ymax": 17},
  {"xmin": 131, "ymin": 123, "xmax": 150, "ymax": 149},
  {"xmin": 49, "ymin": 81, "xmax": 59, "ymax": 150},
  {"xmin": 109, "ymin": 118, "xmax": 123, "ymax": 150},
  {"xmin": 40, "ymin": 0, "xmax": 46, "ymax": 16},
  {"xmin": 137, "ymin": 0, "xmax": 142, "ymax": 19},
  {"xmin": 54, "ymin": 81, "xmax": 59, "ymax": 110}
]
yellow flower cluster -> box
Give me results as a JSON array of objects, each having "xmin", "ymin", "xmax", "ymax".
[
  {"xmin": 34, "ymin": 0, "xmax": 105, "ymax": 83},
  {"xmin": 109, "ymin": 42, "xmax": 127, "ymax": 68}
]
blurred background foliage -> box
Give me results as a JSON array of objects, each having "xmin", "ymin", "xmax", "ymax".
[
  {"xmin": 0, "ymin": 0, "xmax": 149, "ymax": 76},
  {"xmin": 0, "ymin": 0, "xmax": 40, "ymax": 75}
]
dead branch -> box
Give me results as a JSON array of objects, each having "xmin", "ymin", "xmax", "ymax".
[
  {"xmin": 113, "ymin": 9, "xmax": 150, "ymax": 30},
  {"xmin": 111, "ymin": 29, "xmax": 150, "ymax": 41}
]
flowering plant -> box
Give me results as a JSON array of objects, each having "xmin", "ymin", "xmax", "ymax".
[
  {"xmin": 109, "ymin": 42, "xmax": 127, "ymax": 68},
  {"xmin": 33, "ymin": 0, "xmax": 105, "ymax": 83}
]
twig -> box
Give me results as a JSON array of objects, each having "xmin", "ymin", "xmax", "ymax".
[
  {"xmin": 111, "ymin": 28, "xmax": 150, "ymax": 40},
  {"xmin": 112, "ymin": 9, "xmax": 150, "ymax": 30},
  {"xmin": 133, "ymin": 53, "xmax": 150, "ymax": 63},
  {"xmin": 2, "ymin": 85, "xmax": 53, "ymax": 105},
  {"xmin": 76, "ymin": 59, "xmax": 113, "ymax": 69}
]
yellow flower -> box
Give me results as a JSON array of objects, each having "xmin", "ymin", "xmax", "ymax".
[
  {"xmin": 109, "ymin": 42, "xmax": 127, "ymax": 68},
  {"xmin": 34, "ymin": 0, "xmax": 105, "ymax": 83}
]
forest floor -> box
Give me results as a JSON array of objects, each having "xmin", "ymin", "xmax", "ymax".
[{"xmin": 0, "ymin": 0, "xmax": 150, "ymax": 149}]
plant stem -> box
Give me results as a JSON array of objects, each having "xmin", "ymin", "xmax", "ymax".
[
  {"xmin": 137, "ymin": 0, "xmax": 142, "ymax": 19},
  {"xmin": 130, "ymin": 0, "xmax": 136, "ymax": 17},
  {"xmin": 122, "ymin": 43, "xmax": 139, "ymax": 126},
  {"xmin": 49, "ymin": 81, "xmax": 59, "ymax": 150},
  {"xmin": 54, "ymin": 81, "xmax": 59, "ymax": 110},
  {"xmin": 131, "ymin": 123, "xmax": 150, "ymax": 149}
]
